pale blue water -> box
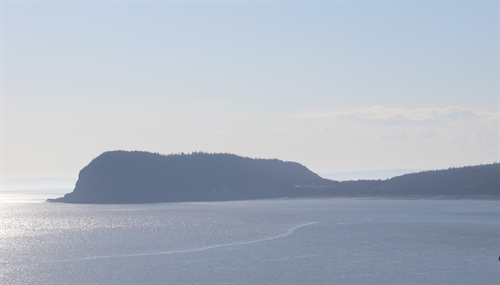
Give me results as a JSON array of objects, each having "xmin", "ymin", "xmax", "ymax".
[{"xmin": 1, "ymin": 192, "xmax": 499, "ymax": 284}]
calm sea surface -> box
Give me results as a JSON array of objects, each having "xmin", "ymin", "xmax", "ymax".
[{"xmin": 1, "ymin": 191, "xmax": 499, "ymax": 284}]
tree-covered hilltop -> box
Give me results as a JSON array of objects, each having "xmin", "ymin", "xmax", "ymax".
[
  {"xmin": 48, "ymin": 151, "xmax": 499, "ymax": 204},
  {"xmin": 340, "ymin": 163, "xmax": 499, "ymax": 196},
  {"xmin": 48, "ymin": 151, "xmax": 340, "ymax": 204}
]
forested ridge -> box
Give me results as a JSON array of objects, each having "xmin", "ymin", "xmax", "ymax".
[
  {"xmin": 49, "ymin": 151, "xmax": 338, "ymax": 203},
  {"xmin": 340, "ymin": 163, "xmax": 499, "ymax": 196},
  {"xmin": 48, "ymin": 151, "xmax": 499, "ymax": 204}
]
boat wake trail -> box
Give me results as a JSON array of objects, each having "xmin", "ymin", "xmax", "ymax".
[{"xmin": 35, "ymin": 221, "xmax": 319, "ymax": 264}]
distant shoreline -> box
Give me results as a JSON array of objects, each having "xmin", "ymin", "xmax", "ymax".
[
  {"xmin": 256, "ymin": 195, "xmax": 497, "ymax": 202},
  {"xmin": 44, "ymin": 195, "xmax": 500, "ymax": 205},
  {"xmin": 312, "ymin": 195, "xmax": 500, "ymax": 201}
]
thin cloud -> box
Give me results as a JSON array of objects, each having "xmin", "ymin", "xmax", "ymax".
[
  {"xmin": 296, "ymin": 106, "xmax": 497, "ymax": 124},
  {"xmin": 210, "ymin": 130, "xmax": 230, "ymax": 137}
]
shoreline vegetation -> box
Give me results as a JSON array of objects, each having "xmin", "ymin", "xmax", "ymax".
[{"xmin": 48, "ymin": 151, "xmax": 499, "ymax": 204}]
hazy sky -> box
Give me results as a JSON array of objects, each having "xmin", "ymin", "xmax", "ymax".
[{"xmin": 2, "ymin": 0, "xmax": 498, "ymax": 179}]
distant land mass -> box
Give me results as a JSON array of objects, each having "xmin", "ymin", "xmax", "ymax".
[
  {"xmin": 48, "ymin": 151, "xmax": 499, "ymax": 204},
  {"xmin": 48, "ymin": 151, "xmax": 339, "ymax": 203}
]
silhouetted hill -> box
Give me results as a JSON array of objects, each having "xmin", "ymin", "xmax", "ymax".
[
  {"xmin": 48, "ymin": 151, "xmax": 499, "ymax": 204},
  {"xmin": 340, "ymin": 163, "xmax": 500, "ymax": 196},
  {"xmin": 48, "ymin": 151, "xmax": 339, "ymax": 203}
]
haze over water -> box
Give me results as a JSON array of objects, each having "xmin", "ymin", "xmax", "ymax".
[{"xmin": 1, "ymin": 192, "xmax": 498, "ymax": 284}]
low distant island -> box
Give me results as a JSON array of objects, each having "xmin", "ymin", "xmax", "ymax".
[{"xmin": 48, "ymin": 151, "xmax": 499, "ymax": 204}]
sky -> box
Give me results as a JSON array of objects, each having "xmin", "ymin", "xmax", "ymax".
[{"xmin": 1, "ymin": 0, "xmax": 498, "ymax": 179}]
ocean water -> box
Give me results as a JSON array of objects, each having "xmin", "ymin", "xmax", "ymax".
[{"xmin": 0, "ymin": 191, "xmax": 499, "ymax": 284}]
